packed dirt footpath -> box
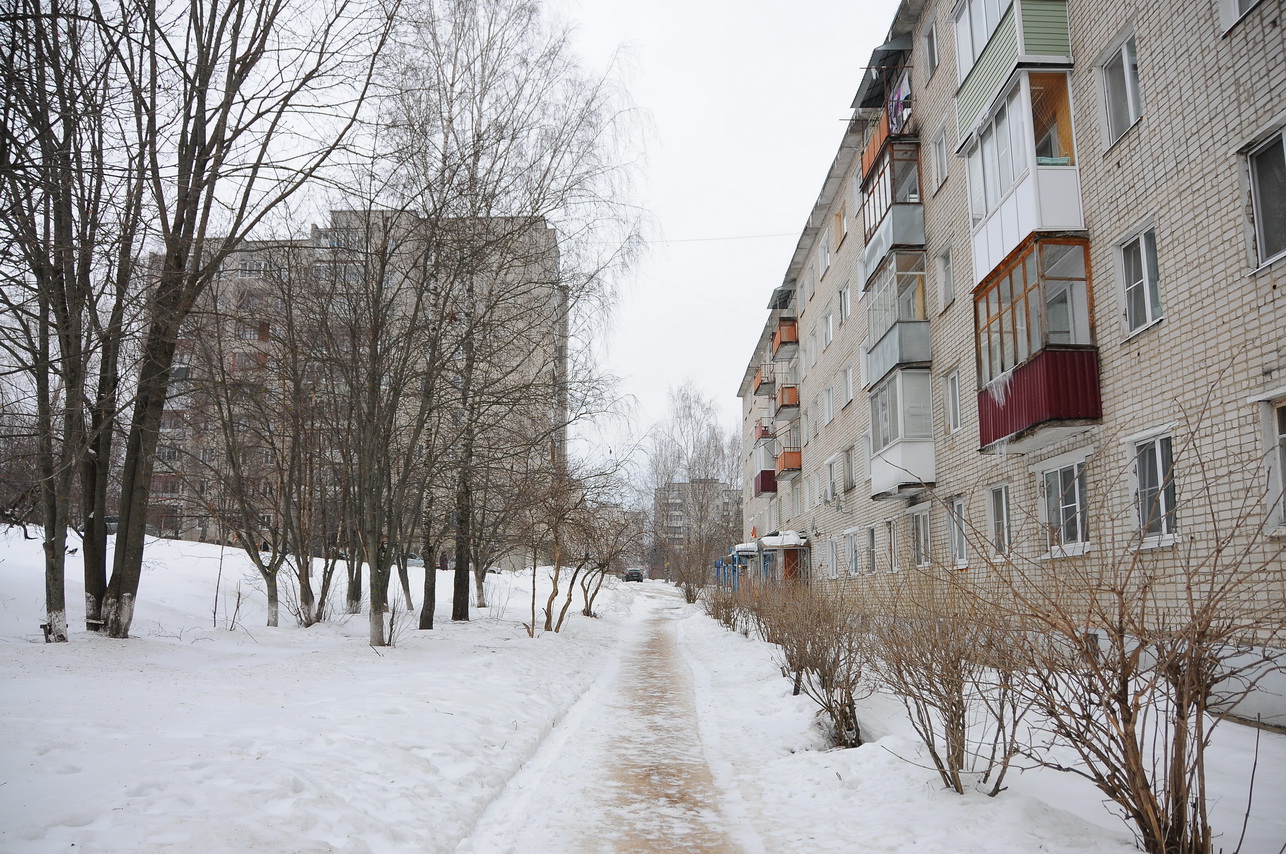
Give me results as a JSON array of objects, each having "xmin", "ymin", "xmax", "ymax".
[{"xmin": 455, "ymin": 584, "xmax": 754, "ymax": 854}]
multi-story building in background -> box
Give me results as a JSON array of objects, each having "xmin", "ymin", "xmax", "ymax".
[
  {"xmin": 150, "ymin": 211, "xmax": 568, "ymax": 565},
  {"xmin": 739, "ymin": 0, "xmax": 1284, "ymax": 635},
  {"xmin": 651, "ymin": 478, "xmax": 742, "ymax": 580}
]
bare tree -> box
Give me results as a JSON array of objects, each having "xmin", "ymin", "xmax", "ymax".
[
  {"xmin": 647, "ymin": 382, "xmax": 741, "ymax": 602},
  {"xmin": 94, "ymin": 0, "xmax": 394, "ymax": 638},
  {"xmin": 0, "ymin": 0, "xmax": 148, "ymax": 639}
]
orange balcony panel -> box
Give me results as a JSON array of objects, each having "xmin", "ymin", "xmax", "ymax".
[
  {"xmin": 753, "ymin": 365, "xmax": 776, "ymax": 395},
  {"xmin": 771, "ymin": 319, "xmax": 799, "ymax": 359},
  {"xmin": 753, "ymin": 419, "xmax": 775, "ymax": 442},
  {"xmin": 775, "ymin": 384, "xmax": 800, "ymax": 416},
  {"xmin": 775, "ymin": 448, "xmax": 802, "ymax": 476}
]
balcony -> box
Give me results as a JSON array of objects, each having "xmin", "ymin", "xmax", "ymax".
[
  {"xmin": 977, "ymin": 347, "xmax": 1100, "ymax": 452},
  {"xmin": 861, "ymin": 140, "xmax": 923, "ymax": 282},
  {"xmin": 866, "ymin": 321, "xmax": 931, "ymax": 386},
  {"xmin": 869, "ymin": 369, "xmax": 935, "ymax": 498},
  {"xmin": 753, "ymin": 418, "xmax": 775, "ymax": 444},
  {"xmin": 771, "ymin": 319, "xmax": 799, "ymax": 360},
  {"xmin": 753, "ymin": 469, "xmax": 778, "ymax": 496},
  {"xmin": 775, "ymin": 447, "xmax": 802, "ymax": 480},
  {"xmin": 871, "ymin": 439, "xmax": 936, "ymax": 498},
  {"xmin": 864, "ymin": 252, "xmax": 929, "ymax": 385},
  {"xmin": 753, "ymin": 365, "xmax": 775, "ymax": 396},
  {"xmin": 862, "ymin": 203, "xmax": 925, "ymax": 283},
  {"xmin": 774, "ymin": 384, "xmax": 800, "ymax": 418},
  {"xmin": 974, "ymin": 236, "xmax": 1100, "ymax": 452}
]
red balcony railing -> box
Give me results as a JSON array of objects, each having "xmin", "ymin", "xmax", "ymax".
[{"xmin": 977, "ymin": 348, "xmax": 1101, "ymax": 449}]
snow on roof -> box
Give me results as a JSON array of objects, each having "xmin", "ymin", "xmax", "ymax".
[{"xmin": 758, "ymin": 531, "xmax": 808, "ymax": 548}]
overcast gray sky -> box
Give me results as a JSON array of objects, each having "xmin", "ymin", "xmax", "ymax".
[{"xmin": 556, "ymin": 0, "xmax": 901, "ymax": 447}]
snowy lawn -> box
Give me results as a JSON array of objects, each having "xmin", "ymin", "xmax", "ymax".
[{"xmin": 1, "ymin": 527, "xmax": 1284, "ymax": 853}]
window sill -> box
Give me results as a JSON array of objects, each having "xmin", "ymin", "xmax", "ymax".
[
  {"xmin": 1103, "ymin": 117, "xmax": 1143, "ymax": 156},
  {"xmin": 1267, "ymin": 526, "xmax": 1286, "ymax": 541},
  {"xmin": 1121, "ymin": 315, "xmax": 1165, "ymax": 343},
  {"xmin": 1250, "ymin": 250, "xmax": 1286, "ymax": 277},
  {"xmin": 1137, "ymin": 533, "xmax": 1178, "ymax": 551},
  {"xmin": 1041, "ymin": 542, "xmax": 1091, "ymax": 559}
]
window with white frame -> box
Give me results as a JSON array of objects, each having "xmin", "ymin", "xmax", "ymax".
[
  {"xmin": 826, "ymin": 459, "xmax": 839, "ymax": 499},
  {"xmin": 1043, "ymin": 461, "xmax": 1089, "ymax": 550},
  {"xmin": 886, "ymin": 519, "xmax": 899, "ymax": 572},
  {"xmin": 1102, "ymin": 35, "xmax": 1142, "ymax": 144},
  {"xmin": 844, "ymin": 366, "xmax": 854, "ymax": 404},
  {"xmin": 966, "ymin": 85, "xmax": 1027, "ymax": 227},
  {"xmin": 808, "ymin": 333, "xmax": 817, "ymax": 367},
  {"xmin": 822, "ymin": 233, "xmax": 832, "ymax": 273},
  {"xmin": 948, "ymin": 497, "xmax": 968, "ymax": 567},
  {"xmin": 823, "ymin": 311, "xmax": 834, "ymax": 347},
  {"xmin": 938, "ymin": 248, "xmax": 955, "ymax": 308},
  {"xmin": 812, "ymin": 398, "xmax": 820, "ymax": 437},
  {"xmin": 1121, "ymin": 226, "xmax": 1162, "ymax": 332},
  {"xmin": 924, "ymin": 22, "xmax": 939, "ymax": 76},
  {"xmin": 866, "ymin": 526, "xmax": 878, "ymax": 573},
  {"xmin": 835, "ymin": 205, "xmax": 848, "ymax": 246},
  {"xmin": 824, "ymin": 386, "xmax": 835, "ymax": 424},
  {"xmin": 931, "ymin": 130, "xmax": 949, "ymax": 190},
  {"xmin": 912, "ymin": 508, "xmax": 931, "ymax": 566},
  {"xmin": 1249, "ymin": 131, "xmax": 1286, "ymax": 265},
  {"xmin": 1135, "ymin": 434, "xmax": 1177, "ymax": 539},
  {"xmin": 846, "ymin": 531, "xmax": 861, "ymax": 575},
  {"xmin": 839, "ymin": 286, "xmax": 851, "ymax": 322},
  {"xmin": 828, "ymin": 539, "xmax": 839, "ymax": 579},
  {"xmin": 954, "ymin": 0, "xmax": 1008, "ymax": 80},
  {"xmin": 946, "ymin": 371, "xmax": 962, "ymax": 433},
  {"xmin": 843, "ymin": 445, "xmax": 856, "ymax": 490},
  {"xmin": 989, "ymin": 485, "xmax": 1011, "ymax": 555},
  {"xmin": 1220, "ymin": 0, "xmax": 1264, "ymax": 29}
]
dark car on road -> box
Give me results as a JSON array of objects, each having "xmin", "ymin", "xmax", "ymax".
[{"xmin": 623, "ymin": 568, "xmax": 644, "ymax": 582}]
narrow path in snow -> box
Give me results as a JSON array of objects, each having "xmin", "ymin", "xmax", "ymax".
[{"xmin": 458, "ymin": 584, "xmax": 740, "ymax": 854}]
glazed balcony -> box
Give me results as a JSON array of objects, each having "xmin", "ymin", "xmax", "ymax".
[
  {"xmin": 775, "ymin": 447, "xmax": 802, "ymax": 480},
  {"xmin": 771, "ymin": 319, "xmax": 799, "ymax": 360},
  {"xmin": 868, "ymin": 369, "xmax": 935, "ymax": 498},
  {"xmin": 975, "ymin": 237, "xmax": 1100, "ymax": 453},
  {"xmin": 861, "ymin": 141, "xmax": 922, "ymax": 282},
  {"xmin": 753, "ymin": 469, "xmax": 778, "ymax": 496},
  {"xmin": 753, "ymin": 365, "xmax": 776, "ymax": 396},
  {"xmin": 864, "ymin": 252, "xmax": 929, "ymax": 385},
  {"xmin": 870, "ymin": 438, "xmax": 936, "ymax": 499},
  {"xmin": 774, "ymin": 384, "xmax": 800, "ymax": 418}
]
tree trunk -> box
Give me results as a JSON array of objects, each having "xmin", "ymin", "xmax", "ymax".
[
  {"xmin": 419, "ymin": 547, "xmax": 437, "ymax": 630},
  {"xmin": 473, "ymin": 561, "xmax": 488, "ymax": 608},
  {"xmin": 297, "ymin": 555, "xmax": 317, "ymax": 627},
  {"xmin": 451, "ymin": 459, "xmax": 473, "ymax": 623},
  {"xmin": 398, "ymin": 560, "xmax": 414, "ymax": 610},
  {"xmin": 104, "ymin": 314, "xmax": 184, "ymax": 638},
  {"xmin": 264, "ymin": 571, "xmax": 279, "ymax": 628},
  {"xmin": 346, "ymin": 556, "xmax": 362, "ymax": 614}
]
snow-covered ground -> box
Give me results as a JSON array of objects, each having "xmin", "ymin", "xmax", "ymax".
[{"xmin": 1, "ymin": 528, "xmax": 1283, "ymax": 853}]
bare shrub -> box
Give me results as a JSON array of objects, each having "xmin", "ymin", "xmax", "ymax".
[
  {"xmin": 747, "ymin": 583, "xmax": 874, "ymax": 748},
  {"xmin": 867, "ymin": 571, "xmax": 1028, "ymax": 795}
]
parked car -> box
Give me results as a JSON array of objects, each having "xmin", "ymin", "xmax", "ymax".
[{"xmin": 623, "ymin": 568, "xmax": 644, "ymax": 582}]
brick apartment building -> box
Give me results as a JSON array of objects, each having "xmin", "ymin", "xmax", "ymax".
[{"xmin": 739, "ymin": 0, "xmax": 1284, "ymax": 653}]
